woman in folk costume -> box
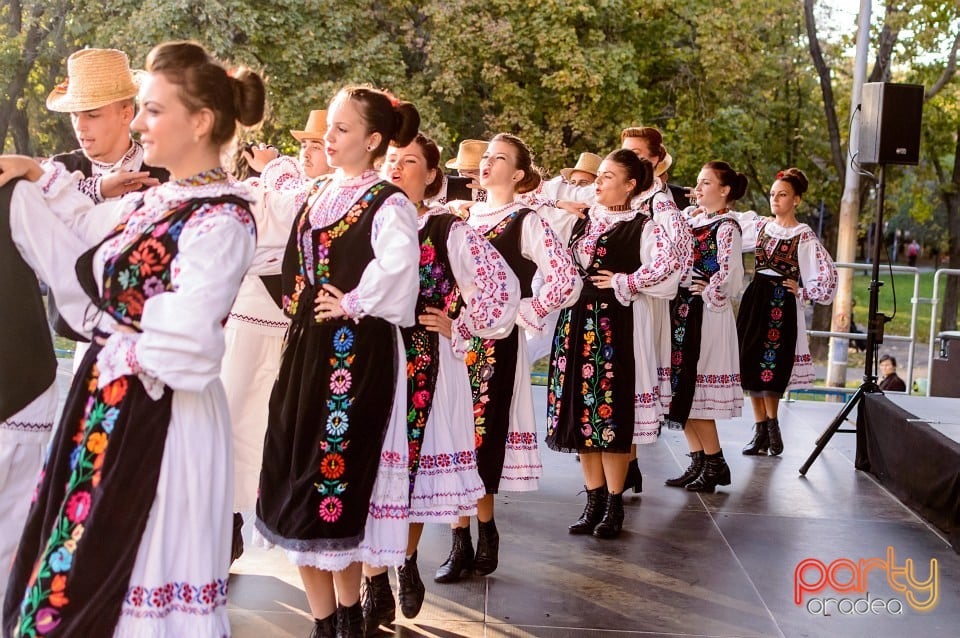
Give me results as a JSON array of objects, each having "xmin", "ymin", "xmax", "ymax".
[
  {"xmin": 433, "ymin": 133, "xmax": 581, "ymax": 584},
  {"xmin": 220, "ymin": 110, "xmax": 332, "ymax": 562},
  {"xmin": 0, "ymin": 41, "xmax": 265, "ymax": 637},
  {"xmin": 360, "ymin": 134, "xmax": 520, "ymax": 630},
  {"xmin": 616, "ymin": 127, "xmax": 692, "ymax": 491},
  {"xmin": 253, "ymin": 87, "xmax": 421, "ymax": 638},
  {"xmin": 664, "ymin": 161, "xmax": 746, "ymax": 493},
  {"xmin": 736, "ymin": 168, "xmax": 837, "ymax": 456},
  {"xmin": 545, "ymin": 150, "xmax": 680, "ymax": 539},
  {"xmin": 547, "ymin": 128, "xmax": 692, "ymax": 494}
]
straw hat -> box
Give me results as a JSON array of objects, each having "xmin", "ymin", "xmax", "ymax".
[
  {"xmin": 46, "ymin": 49, "xmax": 141, "ymax": 113},
  {"xmin": 560, "ymin": 152, "xmax": 602, "ymax": 181},
  {"xmin": 656, "ymin": 150, "xmax": 673, "ymax": 178},
  {"xmin": 290, "ymin": 110, "xmax": 328, "ymax": 141},
  {"xmin": 445, "ymin": 139, "xmax": 488, "ymax": 170}
]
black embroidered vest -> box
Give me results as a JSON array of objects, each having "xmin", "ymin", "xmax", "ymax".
[
  {"xmin": 569, "ymin": 213, "xmax": 649, "ymax": 299},
  {"xmin": 692, "ymin": 217, "xmax": 741, "ymax": 278},
  {"xmin": 281, "ymin": 180, "xmax": 403, "ymax": 321},
  {"xmin": 76, "ymin": 196, "xmax": 252, "ymax": 330},
  {"xmin": 0, "ymin": 178, "xmax": 57, "ymax": 422},
  {"xmin": 481, "ymin": 207, "xmax": 537, "ymax": 297},
  {"xmin": 48, "ymin": 149, "xmax": 170, "ymax": 341},
  {"xmin": 755, "ymin": 224, "xmax": 801, "ymax": 280}
]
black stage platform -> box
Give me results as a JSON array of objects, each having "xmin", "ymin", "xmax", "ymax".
[{"xmin": 857, "ymin": 393, "xmax": 960, "ymax": 552}]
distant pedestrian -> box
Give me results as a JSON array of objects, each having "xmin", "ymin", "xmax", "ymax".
[{"xmin": 907, "ymin": 239, "xmax": 920, "ymax": 268}]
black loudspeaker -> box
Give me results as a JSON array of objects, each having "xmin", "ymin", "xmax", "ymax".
[{"xmin": 859, "ymin": 82, "xmax": 924, "ymax": 165}]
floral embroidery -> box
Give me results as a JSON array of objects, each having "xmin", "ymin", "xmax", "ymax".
[
  {"xmin": 122, "ymin": 579, "xmax": 228, "ymax": 619},
  {"xmin": 466, "ymin": 338, "xmax": 497, "ymax": 449},
  {"xmin": 16, "ymin": 367, "xmax": 128, "ymax": 638},
  {"xmin": 404, "ymin": 328, "xmax": 436, "ymax": 495},
  {"xmin": 284, "ymin": 181, "xmax": 387, "ymax": 317},
  {"xmin": 313, "ymin": 326, "xmax": 356, "ymax": 522},
  {"xmin": 576, "ymin": 303, "xmax": 617, "ymax": 448}
]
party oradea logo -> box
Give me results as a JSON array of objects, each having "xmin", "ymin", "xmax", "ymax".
[{"xmin": 794, "ymin": 546, "xmax": 938, "ymax": 616}]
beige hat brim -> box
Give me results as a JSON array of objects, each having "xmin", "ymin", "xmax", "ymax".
[
  {"xmin": 46, "ymin": 86, "xmax": 139, "ymax": 112},
  {"xmin": 446, "ymin": 158, "xmax": 479, "ymax": 170},
  {"xmin": 655, "ymin": 151, "xmax": 673, "ymax": 177},
  {"xmin": 290, "ymin": 131, "xmax": 325, "ymax": 142},
  {"xmin": 560, "ymin": 167, "xmax": 598, "ymax": 181}
]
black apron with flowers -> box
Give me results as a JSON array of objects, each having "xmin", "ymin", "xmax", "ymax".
[
  {"xmin": 401, "ymin": 214, "xmax": 461, "ymax": 497},
  {"xmin": 467, "ymin": 208, "xmax": 535, "ymax": 493},
  {"xmin": 737, "ymin": 225, "xmax": 801, "ymax": 395},
  {"xmin": 257, "ymin": 181, "xmax": 403, "ymax": 550},
  {"xmin": 666, "ymin": 216, "xmax": 740, "ymax": 428},
  {"xmin": 3, "ymin": 194, "xmax": 250, "ymax": 638},
  {"xmin": 545, "ymin": 214, "xmax": 647, "ymax": 453}
]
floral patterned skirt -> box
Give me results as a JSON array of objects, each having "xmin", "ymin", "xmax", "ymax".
[
  {"xmin": 545, "ymin": 293, "xmax": 635, "ymax": 454},
  {"xmin": 256, "ymin": 315, "xmax": 397, "ymax": 553},
  {"xmin": 3, "ymin": 341, "xmax": 173, "ymax": 638},
  {"xmin": 737, "ymin": 273, "xmax": 798, "ymax": 396},
  {"xmin": 466, "ymin": 327, "xmax": 519, "ymax": 493}
]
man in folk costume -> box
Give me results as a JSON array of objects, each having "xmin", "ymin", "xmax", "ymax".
[
  {"xmin": 426, "ymin": 138, "xmax": 488, "ymax": 206},
  {"xmin": 44, "ymin": 48, "xmax": 170, "ymax": 348},
  {"xmin": 0, "ymin": 177, "xmax": 89, "ymax": 602}
]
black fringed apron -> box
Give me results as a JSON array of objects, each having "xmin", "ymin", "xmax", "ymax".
[
  {"xmin": 545, "ymin": 214, "xmax": 647, "ymax": 453},
  {"xmin": 666, "ymin": 216, "xmax": 740, "ymax": 428},
  {"xmin": 3, "ymin": 195, "xmax": 249, "ymax": 638},
  {"xmin": 256, "ymin": 181, "xmax": 402, "ymax": 551},
  {"xmin": 737, "ymin": 226, "xmax": 801, "ymax": 395},
  {"xmin": 401, "ymin": 214, "xmax": 461, "ymax": 496},
  {"xmin": 467, "ymin": 208, "xmax": 536, "ymax": 493}
]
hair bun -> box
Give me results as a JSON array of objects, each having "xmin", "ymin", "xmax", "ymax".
[
  {"xmin": 229, "ymin": 67, "xmax": 265, "ymax": 127},
  {"xmin": 392, "ymin": 100, "xmax": 420, "ymax": 148},
  {"xmin": 776, "ymin": 167, "xmax": 809, "ymax": 196}
]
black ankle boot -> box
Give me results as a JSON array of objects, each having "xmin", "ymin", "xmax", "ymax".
[
  {"xmin": 766, "ymin": 417, "xmax": 783, "ymax": 456},
  {"xmin": 686, "ymin": 451, "xmax": 732, "ymax": 493},
  {"xmin": 230, "ymin": 512, "xmax": 244, "ymax": 563},
  {"xmin": 568, "ymin": 485, "xmax": 607, "ymax": 534},
  {"xmin": 335, "ymin": 602, "xmax": 364, "ymax": 638},
  {"xmin": 396, "ymin": 551, "xmax": 425, "ymax": 619},
  {"xmin": 665, "ymin": 451, "xmax": 705, "ymax": 487},
  {"xmin": 360, "ymin": 572, "xmax": 394, "ymax": 634},
  {"xmin": 309, "ymin": 613, "xmax": 337, "ymax": 638},
  {"xmin": 742, "ymin": 420, "xmax": 770, "ymax": 455},
  {"xmin": 473, "ymin": 518, "xmax": 500, "ymax": 576},
  {"xmin": 623, "ymin": 459, "xmax": 643, "ymax": 494},
  {"xmin": 434, "ymin": 526, "xmax": 474, "ymax": 583},
  {"xmin": 593, "ymin": 492, "xmax": 624, "ymax": 539}
]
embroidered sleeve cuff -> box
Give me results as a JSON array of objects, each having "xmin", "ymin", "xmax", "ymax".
[
  {"xmin": 517, "ymin": 299, "xmax": 545, "ymax": 333},
  {"xmin": 37, "ymin": 161, "xmax": 71, "ymax": 196},
  {"xmin": 450, "ymin": 317, "xmax": 473, "ymax": 360},
  {"xmin": 96, "ymin": 332, "xmax": 165, "ymax": 401},
  {"xmin": 340, "ymin": 290, "xmax": 366, "ymax": 320},
  {"xmin": 611, "ymin": 273, "xmax": 633, "ymax": 306},
  {"xmin": 77, "ymin": 176, "xmax": 105, "ymax": 203},
  {"xmin": 703, "ymin": 288, "xmax": 727, "ymax": 311}
]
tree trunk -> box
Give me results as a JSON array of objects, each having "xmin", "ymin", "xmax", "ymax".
[
  {"xmin": 803, "ymin": 0, "xmax": 845, "ymax": 182},
  {"xmin": 940, "ymin": 127, "xmax": 960, "ymax": 332},
  {"xmin": 10, "ymin": 105, "xmax": 31, "ymax": 156},
  {"xmin": 0, "ymin": 3, "xmax": 70, "ymax": 150}
]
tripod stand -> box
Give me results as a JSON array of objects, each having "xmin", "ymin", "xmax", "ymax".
[{"xmin": 799, "ymin": 164, "xmax": 888, "ymax": 475}]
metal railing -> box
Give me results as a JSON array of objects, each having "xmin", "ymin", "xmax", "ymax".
[{"xmin": 805, "ymin": 261, "xmax": 921, "ymax": 393}]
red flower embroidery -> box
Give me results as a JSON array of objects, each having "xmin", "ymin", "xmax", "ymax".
[
  {"xmin": 320, "ymin": 453, "xmax": 345, "ymax": 479},
  {"xmin": 66, "ymin": 491, "xmax": 92, "ymax": 523},
  {"xmin": 128, "ymin": 237, "xmax": 171, "ymax": 276}
]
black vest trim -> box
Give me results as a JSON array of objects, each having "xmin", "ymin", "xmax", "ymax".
[{"xmin": 0, "ymin": 178, "xmax": 58, "ymax": 422}]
